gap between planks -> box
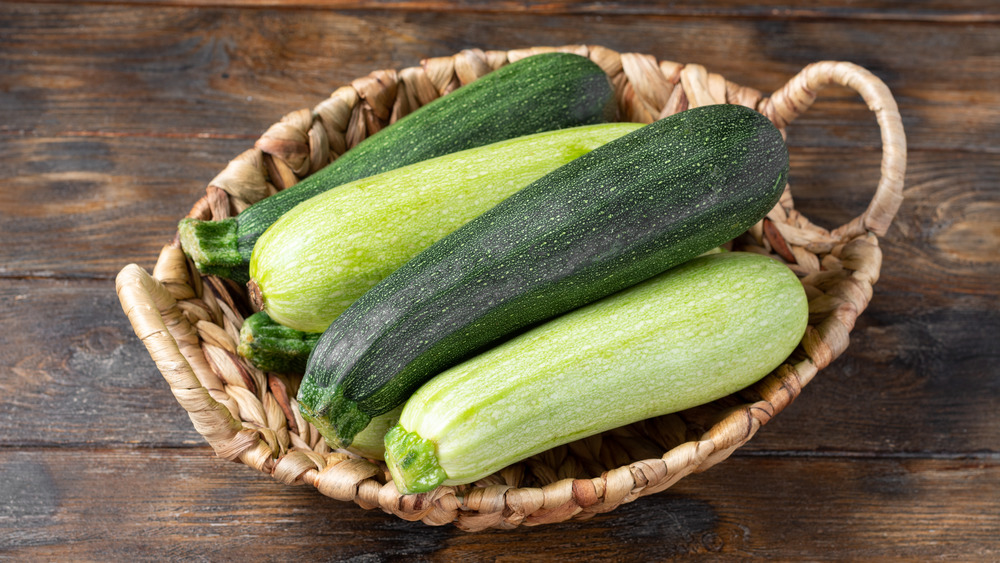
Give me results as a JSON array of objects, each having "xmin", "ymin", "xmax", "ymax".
[{"xmin": 10, "ymin": 0, "xmax": 1000, "ymax": 24}]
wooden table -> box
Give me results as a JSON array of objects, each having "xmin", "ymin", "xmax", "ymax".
[{"xmin": 2, "ymin": 2, "xmax": 997, "ymax": 559}]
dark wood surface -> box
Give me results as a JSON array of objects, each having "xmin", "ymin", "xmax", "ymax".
[{"xmin": 2, "ymin": 1, "xmax": 997, "ymax": 560}]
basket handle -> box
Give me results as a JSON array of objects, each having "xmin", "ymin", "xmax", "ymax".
[
  {"xmin": 115, "ymin": 262, "xmax": 255, "ymax": 459},
  {"xmin": 758, "ymin": 61, "xmax": 907, "ymax": 240}
]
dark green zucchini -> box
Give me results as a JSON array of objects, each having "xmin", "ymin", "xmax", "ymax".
[
  {"xmin": 237, "ymin": 312, "xmax": 320, "ymax": 374},
  {"xmin": 178, "ymin": 52, "xmax": 617, "ymax": 284},
  {"xmin": 298, "ymin": 103, "xmax": 790, "ymax": 447}
]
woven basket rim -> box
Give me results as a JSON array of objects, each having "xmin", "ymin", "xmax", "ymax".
[{"xmin": 115, "ymin": 45, "xmax": 906, "ymax": 531}]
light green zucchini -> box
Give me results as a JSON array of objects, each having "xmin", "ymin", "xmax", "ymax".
[
  {"xmin": 383, "ymin": 252, "xmax": 808, "ymax": 493},
  {"xmin": 344, "ymin": 405, "xmax": 402, "ymax": 460},
  {"xmin": 249, "ymin": 122, "xmax": 642, "ymax": 333}
]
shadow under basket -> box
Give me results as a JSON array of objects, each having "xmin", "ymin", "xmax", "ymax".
[{"xmin": 115, "ymin": 45, "xmax": 906, "ymax": 531}]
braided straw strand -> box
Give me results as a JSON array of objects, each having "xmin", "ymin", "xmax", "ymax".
[
  {"xmin": 759, "ymin": 61, "xmax": 907, "ymax": 240},
  {"xmin": 115, "ymin": 45, "xmax": 905, "ymax": 530}
]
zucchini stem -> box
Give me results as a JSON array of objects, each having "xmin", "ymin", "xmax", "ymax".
[
  {"xmin": 383, "ymin": 425, "xmax": 448, "ymax": 494},
  {"xmin": 237, "ymin": 311, "xmax": 321, "ymax": 374},
  {"xmin": 177, "ymin": 218, "xmax": 248, "ymax": 283},
  {"xmin": 296, "ymin": 378, "xmax": 371, "ymax": 448}
]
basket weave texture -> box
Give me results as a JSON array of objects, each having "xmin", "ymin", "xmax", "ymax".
[{"xmin": 116, "ymin": 45, "xmax": 906, "ymax": 531}]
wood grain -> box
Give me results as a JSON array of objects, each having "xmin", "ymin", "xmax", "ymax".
[
  {"xmin": 0, "ymin": 134, "xmax": 246, "ymax": 279},
  {"xmin": 3, "ymin": 135, "xmax": 997, "ymax": 281},
  {"xmin": 0, "ymin": 449, "xmax": 996, "ymax": 559},
  {"xmin": 22, "ymin": 0, "xmax": 999, "ymax": 22},
  {"xmin": 2, "ymin": 117, "xmax": 996, "ymax": 456},
  {"xmin": 0, "ymin": 278, "xmax": 203, "ymax": 447},
  {"xmin": 1, "ymin": 3, "xmax": 997, "ymax": 151},
  {"xmin": 1, "ymin": 0, "xmax": 997, "ymax": 554},
  {"xmin": 2, "ymin": 254, "xmax": 996, "ymax": 454}
]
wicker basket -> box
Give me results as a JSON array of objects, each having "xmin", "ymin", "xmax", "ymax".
[{"xmin": 115, "ymin": 45, "xmax": 906, "ymax": 531}]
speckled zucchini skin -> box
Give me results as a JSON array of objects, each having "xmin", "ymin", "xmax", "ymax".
[
  {"xmin": 249, "ymin": 123, "xmax": 641, "ymax": 333},
  {"xmin": 384, "ymin": 252, "xmax": 809, "ymax": 492},
  {"xmin": 178, "ymin": 52, "xmax": 617, "ymax": 283},
  {"xmin": 299, "ymin": 103, "xmax": 789, "ymax": 447}
]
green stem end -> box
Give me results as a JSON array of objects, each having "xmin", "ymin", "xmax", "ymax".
[
  {"xmin": 296, "ymin": 377, "xmax": 372, "ymax": 449},
  {"xmin": 177, "ymin": 217, "xmax": 248, "ymax": 283},
  {"xmin": 237, "ymin": 312, "xmax": 321, "ymax": 374},
  {"xmin": 383, "ymin": 424, "xmax": 448, "ymax": 495}
]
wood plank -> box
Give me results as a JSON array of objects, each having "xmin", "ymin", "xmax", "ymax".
[
  {"xmin": 0, "ymin": 278, "xmax": 204, "ymax": 447},
  {"xmin": 0, "ymin": 134, "xmax": 245, "ymax": 279},
  {"xmin": 2, "ymin": 140, "xmax": 997, "ymax": 451},
  {"xmin": 2, "ymin": 236, "xmax": 996, "ymax": 455},
  {"xmin": 741, "ymin": 301, "xmax": 1000, "ymax": 455},
  {"xmin": 1, "ymin": 2, "xmax": 997, "ymax": 152},
  {"xmin": 3, "ymin": 0, "xmax": 992, "ymax": 557},
  {"xmin": 21, "ymin": 0, "xmax": 998, "ymax": 22},
  {"xmin": 0, "ymin": 449, "xmax": 996, "ymax": 559},
  {"xmin": 2, "ymin": 127, "xmax": 995, "ymax": 281}
]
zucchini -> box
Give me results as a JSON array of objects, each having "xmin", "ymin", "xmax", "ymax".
[
  {"xmin": 383, "ymin": 252, "xmax": 808, "ymax": 493},
  {"xmin": 249, "ymin": 122, "xmax": 642, "ymax": 333},
  {"xmin": 298, "ymin": 103, "xmax": 789, "ymax": 447},
  {"xmin": 344, "ymin": 405, "xmax": 401, "ymax": 461},
  {"xmin": 178, "ymin": 52, "xmax": 617, "ymax": 284},
  {"xmin": 237, "ymin": 312, "xmax": 320, "ymax": 374}
]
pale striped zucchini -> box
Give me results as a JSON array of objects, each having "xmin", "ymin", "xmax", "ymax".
[
  {"xmin": 249, "ymin": 122, "xmax": 642, "ymax": 333},
  {"xmin": 383, "ymin": 252, "xmax": 808, "ymax": 493}
]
